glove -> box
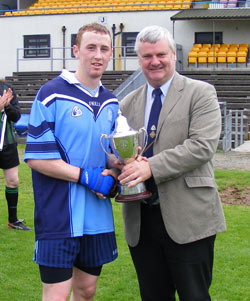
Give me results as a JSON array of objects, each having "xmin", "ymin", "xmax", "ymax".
[{"xmin": 78, "ymin": 167, "xmax": 116, "ymax": 196}]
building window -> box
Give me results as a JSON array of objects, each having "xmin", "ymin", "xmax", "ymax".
[
  {"xmin": 71, "ymin": 34, "xmax": 77, "ymax": 57},
  {"xmin": 23, "ymin": 35, "xmax": 50, "ymax": 58},
  {"xmin": 122, "ymin": 32, "xmax": 138, "ymax": 57},
  {"xmin": 195, "ymin": 32, "xmax": 223, "ymax": 44}
]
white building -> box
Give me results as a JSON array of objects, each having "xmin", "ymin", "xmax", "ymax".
[{"xmin": 0, "ymin": 2, "xmax": 250, "ymax": 79}]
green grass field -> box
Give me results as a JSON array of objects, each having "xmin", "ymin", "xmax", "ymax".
[{"xmin": 0, "ymin": 145, "xmax": 249, "ymax": 300}]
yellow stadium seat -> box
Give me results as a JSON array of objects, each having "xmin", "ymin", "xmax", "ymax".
[
  {"xmin": 238, "ymin": 57, "xmax": 247, "ymax": 63},
  {"xmin": 149, "ymin": 4, "xmax": 157, "ymax": 9},
  {"xmin": 193, "ymin": 43, "xmax": 202, "ymax": 49},
  {"xmin": 12, "ymin": 11, "xmax": 21, "ymax": 15},
  {"xmin": 237, "ymin": 57, "xmax": 247, "ymax": 64},
  {"xmin": 227, "ymin": 51, "xmax": 237, "ymax": 64},
  {"xmin": 217, "ymin": 51, "xmax": 227, "ymax": 63},
  {"xmin": 231, "ymin": 43, "xmax": 239, "ymax": 48},
  {"xmin": 199, "ymin": 46, "xmax": 210, "ymax": 52},
  {"xmin": 182, "ymin": 3, "xmax": 191, "ymax": 8},
  {"xmin": 173, "ymin": 4, "xmax": 182, "ymax": 9},
  {"xmin": 188, "ymin": 51, "xmax": 197, "ymax": 65},
  {"xmin": 239, "ymin": 43, "xmax": 249, "ymax": 48},
  {"xmin": 191, "ymin": 47, "xmax": 200, "ymax": 52},
  {"xmin": 238, "ymin": 46, "xmax": 248, "ymax": 52},
  {"xmin": 207, "ymin": 50, "xmax": 218, "ymax": 63},
  {"xmin": 164, "ymin": 4, "xmax": 174, "ymax": 9},
  {"xmin": 197, "ymin": 51, "xmax": 208, "ymax": 64},
  {"xmin": 212, "ymin": 44, "xmax": 221, "ymax": 48},
  {"xmin": 202, "ymin": 43, "xmax": 211, "ymax": 48},
  {"xmin": 219, "ymin": 47, "xmax": 228, "ymax": 54},
  {"xmin": 228, "ymin": 46, "xmax": 238, "ymax": 52},
  {"xmin": 207, "ymin": 56, "xmax": 217, "ymax": 64},
  {"xmin": 210, "ymin": 45, "xmax": 220, "ymax": 52},
  {"xmin": 156, "ymin": 4, "xmax": 166, "ymax": 9},
  {"xmin": 237, "ymin": 51, "xmax": 248, "ymax": 64}
]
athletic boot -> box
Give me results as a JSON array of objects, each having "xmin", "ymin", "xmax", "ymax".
[{"xmin": 8, "ymin": 219, "xmax": 32, "ymax": 231}]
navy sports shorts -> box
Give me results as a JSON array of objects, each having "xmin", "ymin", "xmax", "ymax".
[
  {"xmin": 35, "ymin": 233, "xmax": 117, "ymax": 283},
  {"xmin": 34, "ymin": 232, "xmax": 117, "ymax": 269},
  {"xmin": 0, "ymin": 144, "xmax": 19, "ymax": 169}
]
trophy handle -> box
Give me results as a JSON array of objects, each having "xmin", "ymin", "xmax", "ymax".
[
  {"xmin": 100, "ymin": 134, "xmax": 110, "ymax": 156},
  {"xmin": 138, "ymin": 127, "xmax": 148, "ymax": 156}
]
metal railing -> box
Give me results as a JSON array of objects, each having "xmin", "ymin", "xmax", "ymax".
[
  {"xmin": 16, "ymin": 46, "xmax": 137, "ymax": 72},
  {"xmin": 219, "ymin": 101, "xmax": 244, "ymax": 152},
  {"xmin": 230, "ymin": 109, "xmax": 244, "ymax": 148}
]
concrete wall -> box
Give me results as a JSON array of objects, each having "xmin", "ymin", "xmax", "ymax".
[
  {"xmin": 173, "ymin": 19, "xmax": 250, "ymax": 69},
  {"xmin": 0, "ymin": 10, "xmax": 250, "ymax": 79}
]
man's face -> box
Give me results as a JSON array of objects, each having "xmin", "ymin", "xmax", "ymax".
[
  {"xmin": 73, "ymin": 31, "xmax": 112, "ymax": 80},
  {"xmin": 137, "ymin": 39, "xmax": 176, "ymax": 88}
]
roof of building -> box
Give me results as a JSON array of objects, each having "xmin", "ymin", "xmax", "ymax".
[{"xmin": 171, "ymin": 8, "xmax": 250, "ymax": 21}]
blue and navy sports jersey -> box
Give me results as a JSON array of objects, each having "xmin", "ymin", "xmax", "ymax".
[{"xmin": 24, "ymin": 70, "xmax": 119, "ymax": 240}]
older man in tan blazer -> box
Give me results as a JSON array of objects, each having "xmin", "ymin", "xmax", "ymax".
[{"xmin": 118, "ymin": 25, "xmax": 226, "ymax": 301}]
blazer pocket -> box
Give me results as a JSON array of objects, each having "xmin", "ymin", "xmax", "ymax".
[{"xmin": 185, "ymin": 176, "xmax": 217, "ymax": 188}]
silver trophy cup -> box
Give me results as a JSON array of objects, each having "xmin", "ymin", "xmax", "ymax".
[{"xmin": 100, "ymin": 110, "xmax": 152, "ymax": 202}]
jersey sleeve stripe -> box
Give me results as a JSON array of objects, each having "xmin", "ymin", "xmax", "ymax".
[
  {"xmin": 25, "ymin": 141, "xmax": 58, "ymax": 153},
  {"xmin": 28, "ymin": 121, "xmax": 55, "ymax": 138}
]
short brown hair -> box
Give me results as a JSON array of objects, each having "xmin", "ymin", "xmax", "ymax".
[{"xmin": 75, "ymin": 23, "xmax": 112, "ymax": 47}]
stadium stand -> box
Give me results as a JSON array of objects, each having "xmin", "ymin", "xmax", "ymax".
[
  {"xmin": 180, "ymin": 70, "xmax": 250, "ymax": 143},
  {"xmin": 187, "ymin": 43, "xmax": 249, "ymax": 67},
  {"xmin": 5, "ymin": 71, "xmax": 133, "ymax": 114},
  {"xmin": 5, "ymin": 69, "xmax": 250, "ymax": 147},
  {"xmin": 1, "ymin": 0, "xmax": 193, "ymax": 16}
]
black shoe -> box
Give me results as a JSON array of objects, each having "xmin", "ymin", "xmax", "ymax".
[{"xmin": 8, "ymin": 219, "xmax": 32, "ymax": 231}]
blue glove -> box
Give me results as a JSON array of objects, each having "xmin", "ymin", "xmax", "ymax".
[{"xmin": 78, "ymin": 167, "xmax": 116, "ymax": 196}]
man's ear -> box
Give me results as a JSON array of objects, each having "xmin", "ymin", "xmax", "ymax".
[
  {"xmin": 109, "ymin": 47, "xmax": 113, "ymax": 61},
  {"xmin": 73, "ymin": 45, "xmax": 79, "ymax": 59}
]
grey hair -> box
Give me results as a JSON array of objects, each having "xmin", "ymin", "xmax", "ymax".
[{"xmin": 135, "ymin": 25, "xmax": 176, "ymax": 54}]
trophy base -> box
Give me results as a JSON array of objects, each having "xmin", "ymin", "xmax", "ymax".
[
  {"xmin": 115, "ymin": 190, "xmax": 152, "ymax": 203},
  {"xmin": 115, "ymin": 181, "xmax": 152, "ymax": 203}
]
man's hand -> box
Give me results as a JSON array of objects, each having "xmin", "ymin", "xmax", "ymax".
[
  {"xmin": 5, "ymin": 88, "xmax": 13, "ymax": 106},
  {"xmin": 107, "ymin": 153, "xmax": 123, "ymax": 170},
  {"xmin": 0, "ymin": 88, "xmax": 13, "ymax": 110},
  {"xmin": 118, "ymin": 157, "xmax": 152, "ymax": 188}
]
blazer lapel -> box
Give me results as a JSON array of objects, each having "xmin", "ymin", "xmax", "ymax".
[
  {"xmin": 156, "ymin": 73, "xmax": 184, "ymax": 138},
  {"xmin": 133, "ymin": 85, "xmax": 147, "ymax": 130}
]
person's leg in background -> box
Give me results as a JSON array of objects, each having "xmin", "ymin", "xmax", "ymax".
[{"xmin": 4, "ymin": 166, "xmax": 31, "ymax": 231}]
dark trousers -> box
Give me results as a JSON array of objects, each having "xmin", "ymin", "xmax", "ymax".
[{"xmin": 129, "ymin": 204, "xmax": 216, "ymax": 301}]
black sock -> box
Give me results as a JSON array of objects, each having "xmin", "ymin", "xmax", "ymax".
[{"xmin": 5, "ymin": 186, "xmax": 18, "ymax": 223}]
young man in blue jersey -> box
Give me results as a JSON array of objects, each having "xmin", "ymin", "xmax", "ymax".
[{"xmin": 24, "ymin": 23, "xmax": 119, "ymax": 300}]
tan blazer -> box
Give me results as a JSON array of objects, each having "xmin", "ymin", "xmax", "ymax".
[{"xmin": 119, "ymin": 72, "xmax": 226, "ymax": 247}]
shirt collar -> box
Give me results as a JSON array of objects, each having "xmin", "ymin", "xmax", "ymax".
[
  {"xmin": 147, "ymin": 74, "xmax": 174, "ymax": 99},
  {"xmin": 60, "ymin": 69, "xmax": 103, "ymax": 96},
  {"xmin": 60, "ymin": 69, "xmax": 103, "ymax": 87}
]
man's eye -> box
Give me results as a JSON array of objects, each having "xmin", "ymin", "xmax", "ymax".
[{"xmin": 101, "ymin": 47, "xmax": 110, "ymax": 52}]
